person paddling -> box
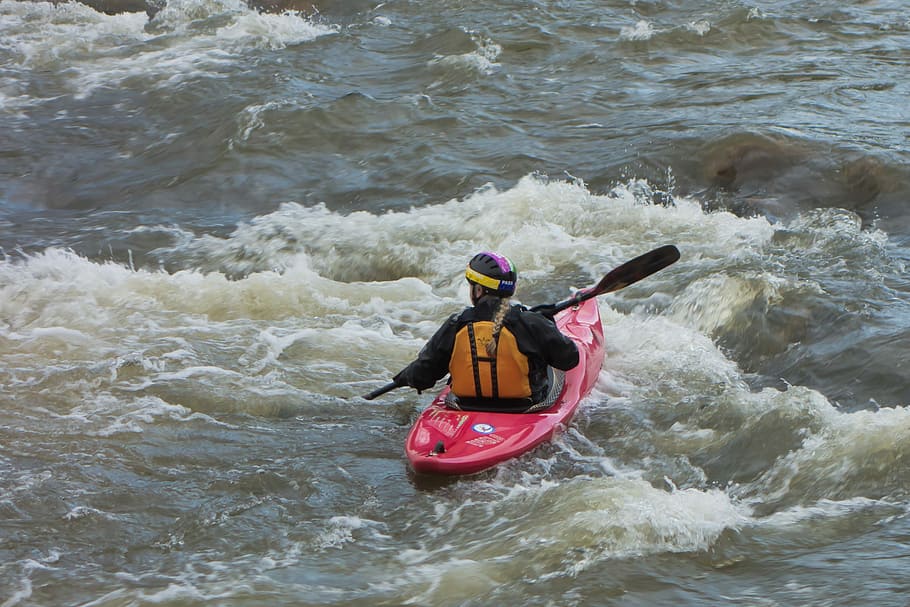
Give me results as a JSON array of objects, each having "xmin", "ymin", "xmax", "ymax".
[{"xmin": 393, "ymin": 252, "xmax": 579, "ymax": 412}]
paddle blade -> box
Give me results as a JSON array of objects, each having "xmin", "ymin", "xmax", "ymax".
[
  {"xmin": 590, "ymin": 244, "xmax": 680, "ymax": 297},
  {"xmin": 537, "ymin": 245, "xmax": 680, "ymax": 317}
]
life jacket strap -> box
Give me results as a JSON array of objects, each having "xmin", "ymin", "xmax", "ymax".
[{"xmin": 466, "ymin": 322, "xmax": 500, "ymax": 399}]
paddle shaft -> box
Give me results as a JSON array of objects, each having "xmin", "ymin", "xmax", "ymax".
[
  {"xmin": 362, "ymin": 380, "xmax": 402, "ymax": 401},
  {"xmin": 360, "ymin": 244, "xmax": 680, "ymax": 399}
]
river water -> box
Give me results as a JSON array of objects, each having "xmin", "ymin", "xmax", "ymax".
[{"xmin": 2, "ymin": 0, "xmax": 910, "ymax": 605}]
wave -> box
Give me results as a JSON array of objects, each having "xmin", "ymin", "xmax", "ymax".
[
  {"xmin": 662, "ymin": 130, "xmax": 910, "ymax": 225},
  {"xmin": 1, "ymin": 178, "xmax": 909, "ymax": 607},
  {"xmin": 0, "ymin": 0, "xmax": 337, "ymax": 105}
]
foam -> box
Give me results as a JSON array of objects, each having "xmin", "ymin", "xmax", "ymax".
[
  {"xmin": 0, "ymin": 0, "xmax": 337, "ymax": 101},
  {"xmin": 620, "ymin": 20, "xmax": 656, "ymax": 41},
  {"xmin": 429, "ymin": 34, "xmax": 502, "ymax": 76}
]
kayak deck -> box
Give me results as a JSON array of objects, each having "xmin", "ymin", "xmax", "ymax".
[{"xmin": 404, "ymin": 297, "xmax": 605, "ymax": 475}]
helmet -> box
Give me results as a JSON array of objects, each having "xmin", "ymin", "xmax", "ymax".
[{"xmin": 465, "ymin": 251, "xmax": 517, "ymax": 297}]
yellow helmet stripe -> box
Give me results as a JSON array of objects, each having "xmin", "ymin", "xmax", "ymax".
[{"xmin": 465, "ymin": 266, "xmax": 504, "ymax": 291}]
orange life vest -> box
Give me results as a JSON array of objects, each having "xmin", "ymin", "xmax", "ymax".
[{"xmin": 448, "ymin": 321, "xmax": 532, "ymax": 400}]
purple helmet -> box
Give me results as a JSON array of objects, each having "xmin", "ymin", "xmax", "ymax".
[{"xmin": 465, "ymin": 251, "xmax": 517, "ymax": 296}]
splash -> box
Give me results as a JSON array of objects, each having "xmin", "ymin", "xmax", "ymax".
[
  {"xmin": 429, "ymin": 31, "xmax": 502, "ymax": 76},
  {"xmin": 620, "ymin": 20, "xmax": 656, "ymax": 41},
  {"xmin": 150, "ymin": 175, "xmax": 775, "ymax": 286},
  {"xmin": 746, "ymin": 405, "xmax": 910, "ymax": 509}
]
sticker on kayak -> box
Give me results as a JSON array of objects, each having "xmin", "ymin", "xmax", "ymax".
[{"xmin": 472, "ymin": 423, "xmax": 495, "ymax": 434}]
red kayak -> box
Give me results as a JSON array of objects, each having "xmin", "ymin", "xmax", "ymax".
[{"xmin": 404, "ymin": 297, "xmax": 605, "ymax": 475}]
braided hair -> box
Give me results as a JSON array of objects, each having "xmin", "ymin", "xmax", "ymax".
[
  {"xmin": 485, "ymin": 296, "xmax": 511, "ymax": 357},
  {"xmin": 465, "ymin": 251, "xmax": 518, "ymax": 358}
]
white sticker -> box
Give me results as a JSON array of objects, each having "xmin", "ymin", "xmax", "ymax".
[{"xmin": 472, "ymin": 423, "xmax": 495, "ymax": 434}]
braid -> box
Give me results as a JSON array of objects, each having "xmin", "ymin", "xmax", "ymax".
[{"xmin": 485, "ymin": 297, "xmax": 511, "ymax": 357}]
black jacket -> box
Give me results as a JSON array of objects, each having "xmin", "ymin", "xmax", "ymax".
[{"xmin": 394, "ymin": 296, "xmax": 580, "ymax": 403}]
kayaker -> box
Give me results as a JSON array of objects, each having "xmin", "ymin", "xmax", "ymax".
[{"xmin": 393, "ymin": 252, "xmax": 579, "ymax": 412}]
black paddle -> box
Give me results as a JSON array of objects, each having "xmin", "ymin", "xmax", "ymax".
[
  {"xmin": 363, "ymin": 379, "xmax": 406, "ymax": 401},
  {"xmin": 529, "ymin": 244, "xmax": 680, "ymax": 318},
  {"xmin": 361, "ymin": 245, "xmax": 680, "ymax": 400}
]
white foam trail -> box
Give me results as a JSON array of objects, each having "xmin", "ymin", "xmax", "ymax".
[
  {"xmin": 760, "ymin": 497, "xmax": 896, "ymax": 526},
  {"xmin": 0, "ymin": 551, "xmax": 61, "ymax": 607},
  {"xmin": 391, "ymin": 475, "xmax": 747, "ymax": 604},
  {"xmin": 59, "ymin": 394, "xmax": 216, "ymax": 436},
  {"xmin": 317, "ymin": 515, "xmax": 390, "ymax": 549},
  {"xmin": 213, "ymin": 6, "xmax": 339, "ymax": 50}
]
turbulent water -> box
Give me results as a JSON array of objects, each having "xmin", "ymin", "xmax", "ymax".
[{"xmin": 2, "ymin": 0, "xmax": 910, "ymax": 605}]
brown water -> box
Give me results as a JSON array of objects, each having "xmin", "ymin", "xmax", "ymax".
[{"xmin": 2, "ymin": 0, "xmax": 910, "ymax": 605}]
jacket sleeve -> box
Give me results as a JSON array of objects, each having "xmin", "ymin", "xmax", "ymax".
[
  {"xmin": 393, "ymin": 314, "xmax": 459, "ymax": 391},
  {"xmin": 521, "ymin": 311, "xmax": 579, "ymax": 371}
]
